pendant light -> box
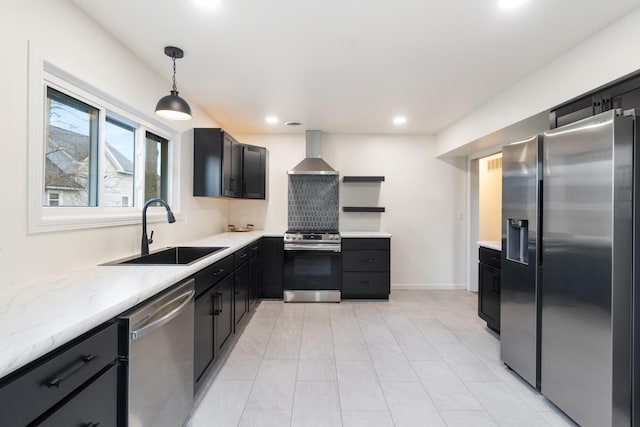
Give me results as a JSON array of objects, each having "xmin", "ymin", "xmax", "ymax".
[{"xmin": 155, "ymin": 46, "xmax": 192, "ymax": 120}]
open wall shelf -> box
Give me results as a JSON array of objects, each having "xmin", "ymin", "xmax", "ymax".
[
  {"xmin": 343, "ymin": 207, "xmax": 386, "ymax": 213},
  {"xmin": 342, "ymin": 176, "xmax": 385, "ymax": 182}
]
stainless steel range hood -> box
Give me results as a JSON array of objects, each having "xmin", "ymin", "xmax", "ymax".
[{"xmin": 288, "ymin": 130, "xmax": 337, "ymax": 175}]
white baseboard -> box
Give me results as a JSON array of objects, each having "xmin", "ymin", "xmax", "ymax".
[{"xmin": 391, "ymin": 283, "xmax": 467, "ymax": 290}]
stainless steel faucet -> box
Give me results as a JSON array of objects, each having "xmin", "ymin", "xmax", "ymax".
[{"xmin": 141, "ymin": 198, "xmax": 176, "ymax": 256}]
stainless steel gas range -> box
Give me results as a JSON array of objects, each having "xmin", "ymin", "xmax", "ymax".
[{"xmin": 283, "ymin": 230, "xmax": 342, "ymax": 302}]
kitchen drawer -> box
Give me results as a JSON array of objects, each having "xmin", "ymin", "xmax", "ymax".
[
  {"xmin": 343, "ymin": 272, "xmax": 389, "ymax": 299},
  {"xmin": 479, "ymin": 247, "xmax": 501, "ymax": 269},
  {"xmin": 0, "ymin": 322, "xmax": 118, "ymax": 427},
  {"xmin": 342, "ymin": 238, "xmax": 390, "ymax": 251},
  {"xmin": 343, "ymin": 250, "xmax": 390, "ymax": 272},
  {"xmin": 194, "ymin": 255, "xmax": 234, "ymax": 297},
  {"xmin": 248, "ymin": 240, "xmax": 261, "ymax": 258},
  {"xmin": 235, "ymin": 245, "xmax": 252, "ymax": 265},
  {"xmin": 39, "ymin": 364, "xmax": 117, "ymax": 427}
]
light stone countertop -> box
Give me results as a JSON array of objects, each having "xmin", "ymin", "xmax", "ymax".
[
  {"xmin": 477, "ymin": 240, "xmax": 502, "ymax": 251},
  {"xmin": 0, "ymin": 230, "xmax": 276, "ymax": 379}
]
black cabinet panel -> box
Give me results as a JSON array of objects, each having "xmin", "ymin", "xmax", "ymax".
[
  {"xmin": 249, "ymin": 244, "xmax": 261, "ymax": 308},
  {"xmin": 215, "ymin": 275, "xmax": 234, "ymax": 353},
  {"xmin": 478, "ymin": 247, "xmax": 501, "ymax": 333},
  {"xmin": 261, "ymin": 237, "xmax": 284, "ymax": 299},
  {"xmin": 242, "ymin": 145, "xmax": 266, "ymax": 199},
  {"xmin": 194, "ymin": 288, "xmax": 215, "ymax": 383},
  {"xmin": 235, "ymin": 262, "xmax": 249, "ymax": 328},
  {"xmin": 342, "ymin": 238, "xmax": 389, "ymax": 251},
  {"xmin": 0, "ymin": 322, "xmax": 118, "ymax": 427},
  {"xmin": 39, "ymin": 364, "xmax": 117, "ymax": 427},
  {"xmin": 193, "ymin": 255, "xmax": 234, "ymax": 297},
  {"xmin": 343, "ymin": 250, "xmax": 390, "ymax": 272},
  {"xmin": 224, "ymin": 134, "xmax": 242, "ymax": 198},
  {"xmin": 343, "ymin": 272, "xmax": 390, "ymax": 299}
]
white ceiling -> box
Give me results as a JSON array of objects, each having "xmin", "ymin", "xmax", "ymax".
[{"xmin": 72, "ymin": 0, "xmax": 640, "ymax": 135}]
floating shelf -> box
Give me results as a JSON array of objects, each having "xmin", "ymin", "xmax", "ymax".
[
  {"xmin": 342, "ymin": 176, "xmax": 385, "ymax": 182},
  {"xmin": 343, "ymin": 207, "xmax": 386, "ymax": 213}
]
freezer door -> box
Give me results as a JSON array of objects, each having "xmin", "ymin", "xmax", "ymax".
[
  {"xmin": 541, "ymin": 110, "xmax": 633, "ymax": 427},
  {"xmin": 501, "ymin": 134, "xmax": 542, "ymax": 388}
]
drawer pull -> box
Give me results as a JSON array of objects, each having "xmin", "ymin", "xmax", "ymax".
[
  {"xmin": 239, "ymin": 253, "xmax": 248, "ymax": 259},
  {"xmin": 361, "ymin": 259, "xmax": 373, "ymax": 263},
  {"xmin": 251, "ymin": 246, "xmax": 259, "ymax": 251},
  {"xmin": 213, "ymin": 268, "xmax": 225, "ymax": 276},
  {"xmin": 46, "ymin": 354, "xmax": 96, "ymax": 388},
  {"xmin": 84, "ymin": 423, "xmax": 101, "ymax": 427},
  {"xmin": 360, "ymin": 280, "xmax": 373, "ymax": 285}
]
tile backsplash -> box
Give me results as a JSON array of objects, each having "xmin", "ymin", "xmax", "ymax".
[{"xmin": 288, "ymin": 175, "xmax": 339, "ymax": 231}]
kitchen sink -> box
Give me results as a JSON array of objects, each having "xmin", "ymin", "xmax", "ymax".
[{"xmin": 105, "ymin": 246, "xmax": 228, "ymax": 266}]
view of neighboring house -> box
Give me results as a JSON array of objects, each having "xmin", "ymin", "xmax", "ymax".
[{"xmin": 45, "ymin": 126, "xmax": 134, "ymax": 207}]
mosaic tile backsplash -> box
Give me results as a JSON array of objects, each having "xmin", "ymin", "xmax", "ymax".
[{"xmin": 288, "ymin": 175, "xmax": 339, "ymax": 231}]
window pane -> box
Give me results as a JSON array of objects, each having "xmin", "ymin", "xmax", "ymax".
[
  {"xmin": 44, "ymin": 87, "xmax": 99, "ymax": 207},
  {"xmin": 104, "ymin": 117, "xmax": 135, "ymax": 207},
  {"xmin": 144, "ymin": 132, "xmax": 168, "ymax": 203}
]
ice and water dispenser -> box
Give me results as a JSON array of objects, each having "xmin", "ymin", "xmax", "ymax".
[{"xmin": 506, "ymin": 218, "xmax": 528, "ymax": 264}]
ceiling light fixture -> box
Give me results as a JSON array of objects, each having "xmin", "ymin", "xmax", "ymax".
[
  {"xmin": 266, "ymin": 116, "xmax": 279, "ymax": 124},
  {"xmin": 155, "ymin": 46, "xmax": 192, "ymax": 121},
  {"xmin": 498, "ymin": 0, "xmax": 528, "ymax": 10},
  {"xmin": 393, "ymin": 116, "xmax": 407, "ymax": 125}
]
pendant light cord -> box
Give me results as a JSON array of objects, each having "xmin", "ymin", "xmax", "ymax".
[{"xmin": 172, "ymin": 57, "xmax": 178, "ymax": 92}]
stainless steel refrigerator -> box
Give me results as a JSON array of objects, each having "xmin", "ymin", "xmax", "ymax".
[
  {"xmin": 541, "ymin": 110, "xmax": 635, "ymax": 427},
  {"xmin": 501, "ymin": 134, "xmax": 543, "ymax": 389}
]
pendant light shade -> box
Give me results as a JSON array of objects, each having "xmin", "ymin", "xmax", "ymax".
[{"xmin": 155, "ymin": 46, "xmax": 192, "ymax": 121}]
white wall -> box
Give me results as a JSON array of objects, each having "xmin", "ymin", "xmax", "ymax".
[
  {"xmin": 231, "ymin": 134, "xmax": 468, "ymax": 288},
  {"xmin": 0, "ymin": 0, "xmax": 228, "ymax": 286},
  {"xmin": 436, "ymin": 7, "xmax": 640, "ymax": 156}
]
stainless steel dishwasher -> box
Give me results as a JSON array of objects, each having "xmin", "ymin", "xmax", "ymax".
[{"xmin": 119, "ymin": 279, "xmax": 195, "ymax": 427}]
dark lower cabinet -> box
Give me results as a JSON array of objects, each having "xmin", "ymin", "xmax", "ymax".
[
  {"xmin": 39, "ymin": 364, "xmax": 118, "ymax": 427},
  {"xmin": 342, "ymin": 238, "xmax": 391, "ymax": 299},
  {"xmin": 0, "ymin": 322, "xmax": 118, "ymax": 427},
  {"xmin": 261, "ymin": 237, "xmax": 284, "ymax": 298},
  {"xmin": 214, "ymin": 274, "xmax": 234, "ymax": 355},
  {"xmin": 235, "ymin": 261, "xmax": 249, "ymax": 328},
  {"xmin": 248, "ymin": 242, "xmax": 261, "ymax": 308},
  {"xmin": 478, "ymin": 247, "xmax": 501, "ymax": 333},
  {"xmin": 194, "ymin": 286, "xmax": 216, "ymax": 384}
]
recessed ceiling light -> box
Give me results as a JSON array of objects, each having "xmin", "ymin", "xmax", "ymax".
[
  {"xmin": 498, "ymin": 0, "xmax": 528, "ymax": 10},
  {"xmin": 393, "ymin": 116, "xmax": 407, "ymax": 125},
  {"xmin": 285, "ymin": 121, "xmax": 302, "ymax": 126},
  {"xmin": 265, "ymin": 116, "xmax": 279, "ymax": 124}
]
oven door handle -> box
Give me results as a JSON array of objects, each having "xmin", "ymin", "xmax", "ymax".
[{"xmin": 284, "ymin": 243, "xmax": 341, "ymax": 252}]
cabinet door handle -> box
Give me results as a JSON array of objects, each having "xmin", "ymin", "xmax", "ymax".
[
  {"xmin": 217, "ymin": 292, "xmax": 223, "ymax": 314},
  {"xmin": 46, "ymin": 354, "xmax": 96, "ymax": 388},
  {"xmin": 84, "ymin": 423, "xmax": 101, "ymax": 427},
  {"xmin": 213, "ymin": 268, "xmax": 225, "ymax": 276},
  {"xmin": 211, "ymin": 293, "xmax": 220, "ymax": 316}
]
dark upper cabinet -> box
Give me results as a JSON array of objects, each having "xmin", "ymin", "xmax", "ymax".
[
  {"xmin": 242, "ymin": 144, "xmax": 266, "ymax": 199},
  {"xmin": 193, "ymin": 128, "xmax": 266, "ymax": 199},
  {"xmin": 223, "ymin": 133, "xmax": 243, "ymax": 198},
  {"xmin": 550, "ymin": 72, "xmax": 640, "ymax": 129}
]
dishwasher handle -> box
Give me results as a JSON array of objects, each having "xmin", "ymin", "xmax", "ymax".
[{"xmin": 130, "ymin": 289, "xmax": 195, "ymax": 341}]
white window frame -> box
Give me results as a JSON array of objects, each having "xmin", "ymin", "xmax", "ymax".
[{"xmin": 27, "ymin": 45, "xmax": 181, "ymax": 233}]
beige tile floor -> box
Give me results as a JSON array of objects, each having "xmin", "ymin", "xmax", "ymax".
[{"xmin": 186, "ymin": 290, "xmax": 577, "ymax": 427}]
